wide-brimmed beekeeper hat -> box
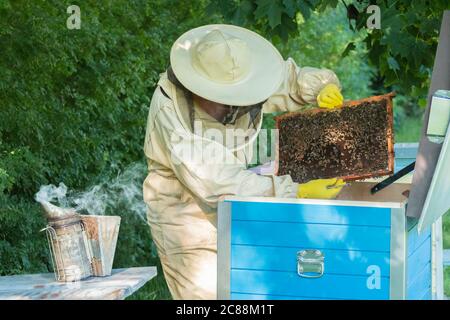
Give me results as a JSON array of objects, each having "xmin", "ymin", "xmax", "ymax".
[{"xmin": 170, "ymin": 24, "xmax": 284, "ymax": 106}]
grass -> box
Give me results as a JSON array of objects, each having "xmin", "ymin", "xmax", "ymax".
[
  {"xmin": 444, "ymin": 213, "xmax": 450, "ymax": 298},
  {"xmin": 445, "ymin": 267, "xmax": 450, "ymax": 297},
  {"xmin": 395, "ymin": 115, "xmax": 423, "ymax": 143},
  {"xmin": 444, "ymin": 212, "xmax": 450, "ymax": 249}
]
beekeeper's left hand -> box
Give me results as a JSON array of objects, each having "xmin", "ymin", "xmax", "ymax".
[
  {"xmin": 297, "ymin": 178, "xmax": 346, "ymax": 199},
  {"xmin": 317, "ymin": 84, "xmax": 344, "ymax": 109}
]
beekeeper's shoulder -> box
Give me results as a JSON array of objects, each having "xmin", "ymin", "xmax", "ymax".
[{"xmin": 149, "ymin": 73, "xmax": 179, "ymax": 118}]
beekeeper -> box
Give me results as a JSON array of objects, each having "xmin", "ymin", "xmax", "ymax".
[{"xmin": 143, "ymin": 24, "xmax": 346, "ymax": 300}]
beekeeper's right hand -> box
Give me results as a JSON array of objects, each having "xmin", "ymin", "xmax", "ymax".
[{"xmin": 297, "ymin": 178, "xmax": 346, "ymax": 199}]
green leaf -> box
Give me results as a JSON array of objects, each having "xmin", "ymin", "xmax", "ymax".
[
  {"xmin": 0, "ymin": 0, "xmax": 11, "ymax": 10},
  {"xmin": 387, "ymin": 56, "xmax": 400, "ymax": 71},
  {"xmin": 282, "ymin": 0, "xmax": 297, "ymax": 18},
  {"xmin": 317, "ymin": 0, "xmax": 338, "ymax": 12},
  {"xmin": 418, "ymin": 98, "xmax": 427, "ymax": 108},
  {"xmin": 341, "ymin": 42, "xmax": 356, "ymax": 57},
  {"xmin": 232, "ymin": 0, "xmax": 253, "ymax": 25},
  {"xmin": 255, "ymin": 0, "xmax": 284, "ymax": 28},
  {"xmin": 297, "ymin": 0, "xmax": 312, "ymax": 20},
  {"xmin": 346, "ymin": 4, "xmax": 359, "ymax": 21},
  {"xmin": 206, "ymin": 0, "xmax": 236, "ymax": 19}
]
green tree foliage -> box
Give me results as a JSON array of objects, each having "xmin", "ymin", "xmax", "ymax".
[
  {"xmin": 1, "ymin": 0, "xmax": 207, "ymax": 196},
  {"xmin": 279, "ymin": 7, "xmax": 374, "ymax": 100},
  {"xmin": 0, "ymin": 0, "xmax": 213, "ymax": 280},
  {"xmin": 208, "ymin": 0, "xmax": 449, "ymax": 100}
]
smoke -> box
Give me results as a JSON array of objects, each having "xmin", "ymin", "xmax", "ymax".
[
  {"xmin": 35, "ymin": 162, "xmax": 148, "ymax": 223},
  {"xmin": 35, "ymin": 182, "xmax": 70, "ymax": 207}
]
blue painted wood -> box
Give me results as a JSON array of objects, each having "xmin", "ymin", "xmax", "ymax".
[
  {"xmin": 419, "ymin": 290, "xmax": 432, "ymax": 300},
  {"xmin": 231, "ymin": 269, "xmax": 390, "ymax": 300},
  {"xmin": 394, "ymin": 144, "xmax": 416, "ymax": 173},
  {"xmin": 394, "ymin": 143, "xmax": 418, "ymax": 159},
  {"xmin": 231, "ymin": 245, "xmax": 390, "ymax": 277},
  {"xmin": 407, "ymin": 218, "xmax": 419, "ymax": 232},
  {"xmin": 395, "ymin": 157, "xmax": 415, "ymax": 164},
  {"xmin": 230, "ymin": 201, "xmax": 391, "ymax": 227},
  {"xmin": 407, "ymin": 237, "xmax": 431, "ymax": 282},
  {"xmin": 225, "ymin": 178, "xmax": 434, "ymax": 300},
  {"xmin": 406, "ymin": 221, "xmax": 432, "ymax": 300},
  {"xmin": 406, "ymin": 262, "xmax": 432, "ymax": 300},
  {"xmin": 231, "ymin": 220, "xmax": 391, "ymax": 252},
  {"xmin": 231, "ymin": 292, "xmax": 344, "ymax": 300},
  {"xmin": 444, "ymin": 249, "xmax": 450, "ymax": 266},
  {"xmin": 407, "ymin": 224, "xmax": 432, "ymax": 257},
  {"xmin": 394, "ymin": 158, "xmax": 415, "ymax": 172}
]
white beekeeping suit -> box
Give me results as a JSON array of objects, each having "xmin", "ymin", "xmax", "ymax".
[{"xmin": 143, "ymin": 25, "xmax": 341, "ymax": 300}]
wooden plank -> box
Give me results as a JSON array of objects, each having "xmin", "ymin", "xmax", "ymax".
[
  {"xmin": 231, "ymin": 269, "xmax": 390, "ymax": 300},
  {"xmin": 217, "ymin": 201, "xmax": 231, "ymax": 300},
  {"xmin": 231, "ymin": 201, "xmax": 391, "ymax": 227},
  {"xmin": 231, "ymin": 220, "xmax": 391, "ymax": 252},
  {"xmin": 407, "ymin": 262, "xmax": 432, "ymax": 300},
  {"xmin": 430, "ymin": 219, "xmax": 445, "ymax": 300},
  {"xmin": 419, "ymin": 289, "xmax": 432, "ymax": 300},
  {"xmin": 408, "ymin": 225, "xmax": 431, "ymax": 257},
  {"xmin": 336, "ymin": 182, "xmax": 409, "ymax": 203},
  {"xmin": 0, "ymin": 267, "xmax": 156, "ymax": 300},
  {"xmin": 231, "ymin": 245, "xmax": 390, "ymax": 276},
  {"xmin": 407, "ymin": 237, "xmax": 432, "ymax": 283},
  {"xmin": 225, "ymin": 196, "xmax": 404, "ymax": 209},
  {"xmin": 231, "ymin": 292, "xmax": 346, "ymax": 300}
]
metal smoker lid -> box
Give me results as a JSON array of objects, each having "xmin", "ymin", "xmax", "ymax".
[{"xmin": 405, "ymin": 10, "xmax": 450, "ymax": 233}]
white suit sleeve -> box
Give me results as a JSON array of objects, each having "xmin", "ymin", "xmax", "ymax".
[
  {"xmin": 263, "ymin": 58, "xmax": 341, "ymax": 113},
  {"xmin": 147, "ymin": 104, "xmax": 297, "ymax": 209}
]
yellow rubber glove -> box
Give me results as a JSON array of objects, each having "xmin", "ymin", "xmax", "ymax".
[
  {"xmin": 317, "ymin": 84, "xmax": 344, "ymax": 109},
  {"xmin": 297, "ymin": 178, "xmax": 346, "ymax": 199}
]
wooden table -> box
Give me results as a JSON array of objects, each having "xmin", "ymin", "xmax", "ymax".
[{"xmin": 0, "ymin": 267, "xmax": 157, "ymax": 300}]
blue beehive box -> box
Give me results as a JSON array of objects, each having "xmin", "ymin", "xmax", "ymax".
[{"xmin": 218, "ymin": 140, "xmax": 449, "ymax": 300}]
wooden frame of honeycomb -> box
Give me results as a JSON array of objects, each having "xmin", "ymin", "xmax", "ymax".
[{"xmin": 275, "ymin": 92, "xmax": 395, "ymax": 183}]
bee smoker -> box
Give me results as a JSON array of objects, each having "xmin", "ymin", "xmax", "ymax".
[{"xmin": 40, "ymin": 201, "xmax": 93, "ymax": 282}]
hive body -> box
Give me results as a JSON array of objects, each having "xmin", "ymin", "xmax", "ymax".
[{"xmin": 218, "ymin": 143, "xmax": 444, "ymax": 300}]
